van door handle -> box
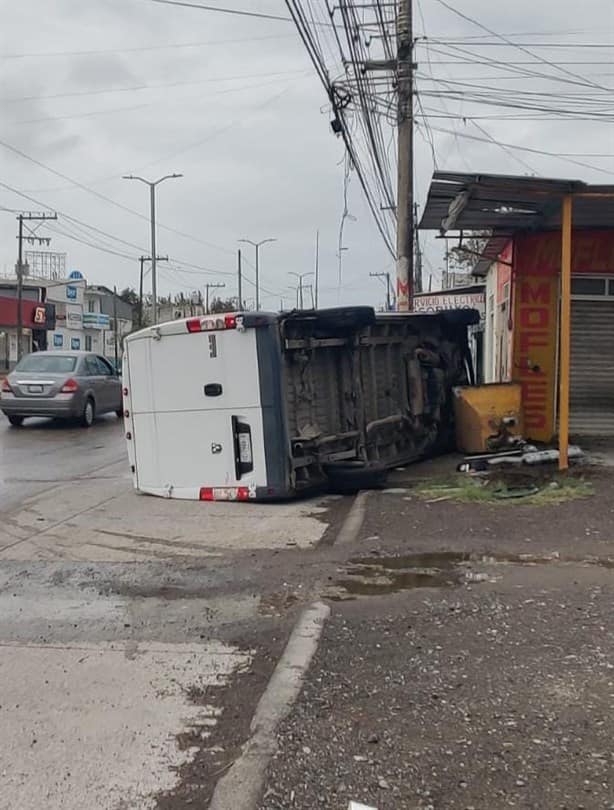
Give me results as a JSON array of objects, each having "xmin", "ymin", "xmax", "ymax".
[{"xmin": 204, "ymin": 383, "xmax": 223, "ymax": 396}]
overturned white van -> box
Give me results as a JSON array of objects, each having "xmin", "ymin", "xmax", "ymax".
[{"xmin": 122, "ymin": 306, "xmax": 478, "ymax": 501}]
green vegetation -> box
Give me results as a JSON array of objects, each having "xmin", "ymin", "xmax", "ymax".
[{"xmin": 413, "ymin": 475, "xmax": 593, "ymax": 506}]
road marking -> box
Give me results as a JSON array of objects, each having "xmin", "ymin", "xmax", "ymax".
[{"xmin": 208, "ymin": 601, "xmax": 331, "ymax": 810}]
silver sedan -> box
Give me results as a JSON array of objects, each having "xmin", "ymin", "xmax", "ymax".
[{"xmin": 1, "ymin": 351, "xmax": 123, "ymax": 428}]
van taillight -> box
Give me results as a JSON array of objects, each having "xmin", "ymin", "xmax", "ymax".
[
  {"xmin": 1, "ymin": 379, "xmax": 12, "ymax": 393},
  {"xmin": 186, "ymin": 314, "xmax": 239, "ymax": 333},
  {"xmin": 199, "ymin": 487, "xmax": 251, "ymax": 501},
  {"xmin": 61, "ymin": 378, "xmax": 79, "ymax": 393}
]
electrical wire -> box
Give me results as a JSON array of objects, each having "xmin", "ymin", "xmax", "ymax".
[{"xmin": 146, "ymin": 0, "xmax": 291, "ymax": 22}]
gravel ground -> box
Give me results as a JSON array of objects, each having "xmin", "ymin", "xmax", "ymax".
[{"xmin": 259, "ymin": 464, "xmax": 614, "ymax": 810}]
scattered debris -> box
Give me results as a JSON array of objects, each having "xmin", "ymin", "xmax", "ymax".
[{"xmin": 458, "ymin": 444, "xmax": 583, "ymax": 473}]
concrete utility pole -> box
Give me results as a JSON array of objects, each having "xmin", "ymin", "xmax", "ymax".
[
  {"xmin": 123, "ymin": 173, "xmax": 182, "ymax": 325},
  {"xmin": 314, "ymin": 230, "xmax": 320, "ymax": 309},
  {"xmin": 113, "ymin": 285, "xmax": 119, "ymax": 370},
  {"xmin": 370, "ymin": 271, "xmax": 393, "ymax": 312},
  {"xmin": 239, "ymin": 237, "xmax": 276, "ymax": 311},
  {"xmin": 138, "ymin": 255, "xmax": 168, "ymax": 328},
  {"xmin": 237, "ymin": 249, "xmax": 243, "ymax": 310},
  {"xmin": 16, "ymin": 211, "xmax": 57, "ymax": 361},
  {"xmin": 204, "ymin": 282, "xmax": 225, "ymax": 314},
  {"xmin": 289, "ymin": 272, "xmax": 313, "ymax": 310},
  {"xmin": 395, "ymin": 0, "xmax": 414, "ymax": 311}
]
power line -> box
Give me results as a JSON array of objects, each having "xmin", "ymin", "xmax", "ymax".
[
  {"xmin": 0, "ymin": 179, "xmax": 236, "ymax": 277},
  {"xmin": 427, "ymin": 125, "xmax": 614, "ymax": 176},
  {"xmin": 431, "ymin": 0, "xmax": 614, "ymax": 93},
  {"xmin": 146, "ymin": 0, "xmax": 292, "ymax": 22},
  {"xmin": 2, "ymin": 68, "xmax": 308, "ymax": 104},
  {"xmin": 0, "ymin": 33, "xmax": 295, "ymax": 59}
]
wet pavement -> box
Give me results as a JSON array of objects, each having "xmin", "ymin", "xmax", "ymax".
[
  {"xmin": 0, "ymin": 414, "xmax": 125, "ymax": 511},
  {"xmin": 4, "ymin": 417, "xmax": 614, "ymax": 809},
  {"xmin": 261, "ymin": 468, "xmax": 614, "ymax": 810},
  {"xmin": 0, "ymin": 413, "xmax": 345, "ymax": 809}
]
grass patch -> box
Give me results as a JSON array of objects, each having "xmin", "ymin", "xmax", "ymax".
[{"xmin": 413, "ymin": 474, "xmax": 593, "ymax": 506}]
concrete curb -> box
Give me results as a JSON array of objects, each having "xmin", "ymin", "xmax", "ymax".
[
  {"xmin": 335, "ymin": 490, "xmax": 370, "ymax": 545},
  {"xmin": 208, "ymin": 601, "xmax": 331, "ymax": 810}
]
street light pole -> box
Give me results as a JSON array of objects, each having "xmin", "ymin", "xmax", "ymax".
[
  {"xmin": 123, "ymin": 173, "xmax": 182, "ymax": 324},
  {"xmin": 239, "ymin": 237, "xmax": 276, "ymax": 311}
]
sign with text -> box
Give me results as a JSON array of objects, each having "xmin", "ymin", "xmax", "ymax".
[
  {"xmin": 414, "ymin": 291, "xmax": 485, "ymax": 321},
  {"xmin": 512, "ymin": 275, "xmax": 558, "ymax": 442},
  {"xmin": 517, "ymin": 230, "xmax": 614, "ymax": 276}
]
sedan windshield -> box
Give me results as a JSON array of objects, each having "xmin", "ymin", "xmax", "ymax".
[{"xmin": 15, "ymin": 354, "xmax": 77, "ymax": 374}]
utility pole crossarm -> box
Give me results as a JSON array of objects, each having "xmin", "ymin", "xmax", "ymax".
[{"xmin": 204, "ymin": 282, "xmax": 226, "ymax": 314}]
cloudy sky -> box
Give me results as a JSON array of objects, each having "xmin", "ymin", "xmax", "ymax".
[{"xmin": 1, "ymin": 0, "xmax": 612, "ymax": 310}]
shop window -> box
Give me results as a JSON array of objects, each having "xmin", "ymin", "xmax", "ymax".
[{"xmin": 571, "ymin": 277, "xmax": 607, "ymax": 297}]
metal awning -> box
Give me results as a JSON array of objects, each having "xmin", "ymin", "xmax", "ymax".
[{"xmin": 419, "ymin": 171, "xmax": 614, "ymax": 234}]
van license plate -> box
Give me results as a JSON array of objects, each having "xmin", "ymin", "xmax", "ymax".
[{"xmin": 238, "ymin": 433, "xmax": 252, "ymax": 464}]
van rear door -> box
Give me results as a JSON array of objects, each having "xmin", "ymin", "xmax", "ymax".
[{"xmin": 126, "ymin": 317, "xmax": 266, "ymax": 500}]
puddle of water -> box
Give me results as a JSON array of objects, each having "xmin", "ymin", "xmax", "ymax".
[
  {"xmin": 352, "ymin": 551, "xmax": 471, "ymax": 570},
  {"xmin": 332, "ymin": 550, "xmax": 614, "ymax": 599},
  {"xmin": 336, "ymin": 565, "xmax": 460, "ymax": 596}
]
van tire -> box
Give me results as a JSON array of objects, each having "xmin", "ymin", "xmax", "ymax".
[
  {"xmin": 7, "ymin": 415, "xmax": 24, "ymax": 427},
  {"xmin": 81, "ymin": 398, "xmax": 95, "ymax": 428},
  {"xmin": 324, "ymin": 460, "xmax": 388, "ymax": 494}
]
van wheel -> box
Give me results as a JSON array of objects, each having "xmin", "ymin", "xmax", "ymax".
[
  {"xmin": 7, "ymin": 415, "xmax": 24, "ymax": 427},
  {"xmin": 81, "ymin": 398, "xmax": 95, "ymax": 428},
  {"xmin": 323, "ymin": 461, "xmax": 388, "ymax": 494}
]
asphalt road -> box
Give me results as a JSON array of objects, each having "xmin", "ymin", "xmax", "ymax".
[
  {"xmin": 0, "ymin": 413, "xmax": 344, "ymax": 810},
  {"xmin": 0, "ymin": 414, "xmax": 126, "ymax": 511}
]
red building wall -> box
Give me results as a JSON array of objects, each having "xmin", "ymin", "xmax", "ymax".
[{"xmin": 511, "ymin": 230, "xmax": 614, "ymax": 441}]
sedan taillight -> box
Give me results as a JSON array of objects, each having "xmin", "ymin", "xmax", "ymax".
[
  {"xmin": 61, "ymin": 378, "xmax": 79, "ymax": 394},
  {"xmin": 1, "ymin": 379, "xmax": 12, "ymax": 393}
]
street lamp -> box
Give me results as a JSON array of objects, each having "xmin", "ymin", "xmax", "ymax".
[
  {"xmin": 239, "ymin": 237, "xmax": 276, "ymax": 311},
  {"xmin": 289, "ymin": 272, "xmax": 314, "ymax": 309},
  {"xmin": 123, "ymin": 173, "xmax": 182, "ymax": 324}
]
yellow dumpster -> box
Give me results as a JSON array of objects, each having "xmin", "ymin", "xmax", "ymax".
[{"xmin": 453, "ymin": 383, "xmax": 524, "ymax": 454}]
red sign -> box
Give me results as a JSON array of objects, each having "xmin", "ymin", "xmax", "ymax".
[
  {"xmin": 0, "ymin": 297, "xmax": 47, "ymax": 329},
  {"xmin": 33, "ymin": 306, "xmax": 46, "ymax": 324},
  {"xmin": 512, "ymin": 276, "xmax": 558, "ymax": 441},
  {"xmin": 517, "ymin": 230, "xmax": 614, "ymax": 277}
]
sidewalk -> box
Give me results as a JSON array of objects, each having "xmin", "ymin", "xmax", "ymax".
[{"xmin": 259, "ymin": 461, "xmax": 614, "ymax": 810}]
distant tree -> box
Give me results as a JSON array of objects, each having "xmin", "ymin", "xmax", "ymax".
[
  {"xmin": 209, "ymin": 297, "xmax": 238, "ymax": 314},
  {"xmin": 118, "ymin": 287, "xmax": 140, "ymax": 308}
]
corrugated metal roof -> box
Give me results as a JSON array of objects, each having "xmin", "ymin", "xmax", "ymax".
[{"xmin": 419, "ymin": 171, "xmax": 614, "ymax": 234}]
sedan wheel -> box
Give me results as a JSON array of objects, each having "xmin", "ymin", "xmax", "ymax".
[
  {"xmin": 7, "ymin": 415, "xmax": 24, "ymax": 427},
  {"xmin": 81, "ymin": 398, "xmax": 95, "ymax": 428}
]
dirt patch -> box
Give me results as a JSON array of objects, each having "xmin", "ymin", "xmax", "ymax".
[{"xmin": 154, "ymin": 629, "xmax": 285, "ymax": 810}]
